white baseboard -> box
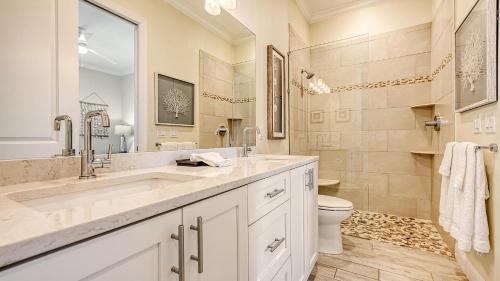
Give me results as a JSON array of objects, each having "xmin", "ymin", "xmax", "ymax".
[{"xmin": 455, "ymin": 249, "xmax": 486, "ymax": 281}]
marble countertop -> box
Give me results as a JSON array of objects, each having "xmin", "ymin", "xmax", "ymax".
[{"xmin": 0, "ymin": 154, "xmax": 318, "ymax": 268}]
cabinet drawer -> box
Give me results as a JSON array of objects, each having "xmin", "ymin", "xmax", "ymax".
[
  {"xmin": 248, "ymin": 171, "xmax": 290, "ymax": 224},
  {"xmin": 249, "ymin": 201, "xmax": 290, "ymax": 281},
  {"xmin": 271, "ymin": 259, "xmax": 291, "ymax": 281}
]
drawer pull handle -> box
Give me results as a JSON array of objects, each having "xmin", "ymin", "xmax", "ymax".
[
  {"xmin": 266, "ymin": 188, "xmax": 285, "ymax": 198},
  {"xmin": 305, "ymin": 169, "xmax": 314, "ymax": 190},
  {"xmin": 267, "ymin": 237, "xmax": 285, "ymax": 253},
  {"xmin": 190, "ymin": 216, "xmax": 204, "ymax": 273},
  {"xmin": 170, "ymin": 225, "xmax": 185, "ymax": 281}
]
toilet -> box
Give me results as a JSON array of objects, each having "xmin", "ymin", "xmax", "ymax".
[{"xmin": 318, "ymin": 195, "xmax": 353, "ymax": 255}]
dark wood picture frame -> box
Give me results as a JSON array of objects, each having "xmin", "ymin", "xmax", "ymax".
[{"xmin": 267, "ymin": 45, "xmax": 286, "ymax": 139}]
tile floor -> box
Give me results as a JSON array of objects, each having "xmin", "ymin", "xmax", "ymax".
[
  {"xmin": 308, "ymin": 236, "xmax": 467, "ymax": 281},
  {"xmin": 341, "ymin": 210, "xmax": 453, "ymax": 257}
]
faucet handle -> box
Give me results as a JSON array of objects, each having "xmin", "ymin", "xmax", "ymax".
[{"xmin": 92, "ymin": 144, "xmax": 112, "ymax": 169}]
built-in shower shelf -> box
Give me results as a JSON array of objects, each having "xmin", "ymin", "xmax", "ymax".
[
  {"xmin": 410, "ymin": 150, "xmax": 437, "ymax": 155},
  {"xmin": 410, "ymin": 103, "xmax": 436, "ymax": 109}
]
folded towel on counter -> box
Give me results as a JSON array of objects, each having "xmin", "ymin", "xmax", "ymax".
[
  {"xmin": 190, "ymin": 152, "xmax": 232, "ymax": 167},
  {"xmin": 158, "ymin": 142, "xmax": 197, "ymax": 151},
  {"xmin": 158, "ymin": 142, "xmax": 179, "ymax": 151},
  {"xmin": 438, "ymin": 142, "xmax": 456, "ymax": 227}
]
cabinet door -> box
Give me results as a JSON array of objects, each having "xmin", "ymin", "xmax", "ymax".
[
  {"xmin": 0, "ymin": 210, "xmax": 182, "ymax": 281},
  {"xmin": 304, "ymin": 162, "xmax": 319, "ymax": 275},
  {"xmin": 290, "ymin": 165, "xmax": 307, "ymax": 281},
  {"xmin": 183, "ymin": 187, "xmax": 248, "ymax": 281},
  {"xmin": 0, "ymin": 0, "xmax": 79, "ymax": 159}
]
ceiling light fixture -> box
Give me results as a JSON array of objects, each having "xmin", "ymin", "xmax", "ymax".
[
  {"xmin": 205, "ymin": 0, "xmax": 221, "ymax": 16},
  {"xmin": 218, "ymin": 0, "xmax": 236, "ymax": 10},
  {"xmin": 204, "ymin": 0, "xmax": 236, "ymax": 16}
]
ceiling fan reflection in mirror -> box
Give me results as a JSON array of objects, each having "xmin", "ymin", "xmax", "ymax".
[{"xmin": 78, "ymin": 27, "xmax": 117, "ymax": 65}]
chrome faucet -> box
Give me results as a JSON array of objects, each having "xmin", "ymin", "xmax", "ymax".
[
  {"xmin": 54, "ymin": 115, "xmax": 75, "ymax": 156},
  {"xmin": 242, "ymin": 126, "xmax": 260, "ymax": 157},
  {"xmin": 80, "ymin": 110, "xmax": 112, "ymax": 179},
  {"xmin": 215, "ymin": 126, "xmax": 231, "ymax": 147}
]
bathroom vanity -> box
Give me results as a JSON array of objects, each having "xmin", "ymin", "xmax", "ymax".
[{"xmin": 0, "ymin": 155, "xmax": 318, "ymax": 281}]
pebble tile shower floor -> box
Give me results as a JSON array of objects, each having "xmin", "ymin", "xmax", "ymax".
[{"xmin": 341, "ymin": 210, "xmax": 453, "ymax": 257}]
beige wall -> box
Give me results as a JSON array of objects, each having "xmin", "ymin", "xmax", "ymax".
[
  {"xmin": 225, "ymin": 0, "xmax": 310, "ymax": 154},
  {"xmin": 309, "ymin": 0, "xmax": 432, "ymax": 46},
  {"xmin": 454, "ymin": 0, "xmax": 499, "ymax": 279},
  {"xmin": 110, "ymin": 0, "xmax": 236, "ymax": 151},
  {"xmin": 430, "ymin": 0, "xmax": 499, "ymax": 279}
]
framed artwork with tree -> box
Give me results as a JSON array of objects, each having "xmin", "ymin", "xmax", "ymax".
[{"xmin": 155, "ymin": 73, "xmax": 195, "ymax": 126}]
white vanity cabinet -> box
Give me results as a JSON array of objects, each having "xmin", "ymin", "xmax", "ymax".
[
  {"xmin": 183, "ymin": 186, "xmax": 248, "ymax": 281},
  {"xmin": 0, "ymin": 209, "xmax": 183, "ymax": 281},
  {"xmin": 0, "ymin": 187, "xmax": 248, "ymax": 281},
  {"xmin": 0, "ymin": 160, "xmax": 318, "ymax": 281},
  {"xmin": 248, "ymin": 163, "xmax": 318, "ymax": 281},
  {"xmin": 290, "ymin": 162, "xmax": 319, "ymax": 281}
]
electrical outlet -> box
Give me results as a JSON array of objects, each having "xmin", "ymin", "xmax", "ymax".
[
  {"xmin": 473, "ymin": 114, "xmax": 482, "ymax": 134},
  {"xmin": 157, "ymin": 128, "xmax": 167, "ymax": 137},
  {"xmin": 170, "ymin": 129, "xmax": 178, "ymax": 138}
]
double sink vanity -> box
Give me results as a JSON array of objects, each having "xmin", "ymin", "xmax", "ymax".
[{"xmin": 0, "ymin": 154, "xmax": 319, "ymax": 281}]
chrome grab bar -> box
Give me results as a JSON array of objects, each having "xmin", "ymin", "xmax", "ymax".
[
  {"xmin": 190, "ymin": 216, "xmax": 204, "ymax": 273},
  {"xmin": 267, "ymin": 237, "xmax": 285, "ymax": 253},
  {"xmin": 170, "ymin": 225, "xmax": 185, "ymax": 281}
]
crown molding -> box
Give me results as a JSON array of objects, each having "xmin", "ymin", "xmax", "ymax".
[
  {"xmin": 296, "ymin": 0, "xmax": 387, "ymax": 24},
  {"xmin": 295, "ymin": 0, "xmax": 312, "ymax": 22}
]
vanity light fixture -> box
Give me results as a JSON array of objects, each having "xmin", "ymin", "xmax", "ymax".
[{"xmin": 204, "ymin": 0, "xmax": 236, "ymax": 16}]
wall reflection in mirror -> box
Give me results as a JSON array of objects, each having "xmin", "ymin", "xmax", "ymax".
[{"xmin": 0, "ymin": 0, "xmax": 255, "ymax": 160}]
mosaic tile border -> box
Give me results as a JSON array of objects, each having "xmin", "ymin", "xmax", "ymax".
[
  {"xmin": 292, "ymin": 53, "xmax": 453, "ymax": 95},
  {"xmin": 201, "ymin": 91, "xmax": 256, "ymax": 104},
  {"xmin": 341, "ymin": 210, "xmax": 454, "ymax": 258}
]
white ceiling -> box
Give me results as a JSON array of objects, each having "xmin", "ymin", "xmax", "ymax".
[
  {"xmin": 79, "ymin": 1, "xmax": 136, "ymax": 76},
  {"xmin": 296, "ymin": 0, "xmax": 385, "ymax": 23},
  {"xmin": 165, "ymin": 0, "xmax": 254, "ymax": 44}
]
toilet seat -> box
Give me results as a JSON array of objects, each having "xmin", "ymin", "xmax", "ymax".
[{"xmin": 318, "ymin": 195, "xmax": 353, "ymax": 211}]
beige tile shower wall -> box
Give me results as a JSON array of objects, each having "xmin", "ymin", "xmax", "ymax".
[
  {"xmin": 199, "ymin": 51, "xmax": 234, "ymax": 148},
  {"xmin": 289, "ymin": 26, "xmax": 310, "ymax": 155},
  {"xmin": 310, "ymin": 24, "xmax": 434, "ymax": 219},
  {"xmin": 430, "ymin": 0, "xmax": 457, "ymax": 251}
]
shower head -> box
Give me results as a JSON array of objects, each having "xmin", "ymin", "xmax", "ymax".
[{"xmin": 301, "ymin": 68, "xmax": 315, "ymax": 79}]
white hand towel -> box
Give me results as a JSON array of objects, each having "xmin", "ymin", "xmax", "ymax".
[
  {"xmin": 438, "ymin": 142, "xmax": 456, "ymax": 227},
  {"xmin": 159, "ymin": 142, "xmax": 179, "ymax": 151},
  {"xmin": 451, "ymin": 143, "xmax": 476, "ymax": 251},
  {"xmin": 190, "ymin": 152, "xmax": 232, "ymax": 167},
  {"xmin": 441, "ymin": 142, "xmax": 468, "ymax": 231},
  {"xmin": 472, "ymin": 146, "xmax": 490, "ymax": 253},
  {"xmin": 179, "ymin": 142, "xmax": 197, "ymax": 150}
]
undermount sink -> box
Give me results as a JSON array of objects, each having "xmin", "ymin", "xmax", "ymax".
[{"xmin": 7, "ymin": 172, "xmax": 202, "ymax": 213}]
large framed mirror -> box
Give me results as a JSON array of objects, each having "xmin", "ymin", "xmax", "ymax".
[{"xmin": 0, "ymin": 0, "xmax": 255, "ymax": 160}]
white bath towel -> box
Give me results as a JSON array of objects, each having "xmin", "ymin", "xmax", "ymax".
[
  {"xmin": 441, "ymin": 142, "xmax": 468, "ymax": 231},
  {"xmin": 450, "ymin": 143, "xmax": 476, "ymax": 251},
  {"xmin": 472, "ymin": 146, "xmax": 490, "ymax": 253},
  {"xmin": 190, "ymin": 152, "xmax": 232, "ymax": 167},
  {"xmin": 438, "ymin": 142, "xmax": 456, "ymax": 227}
]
